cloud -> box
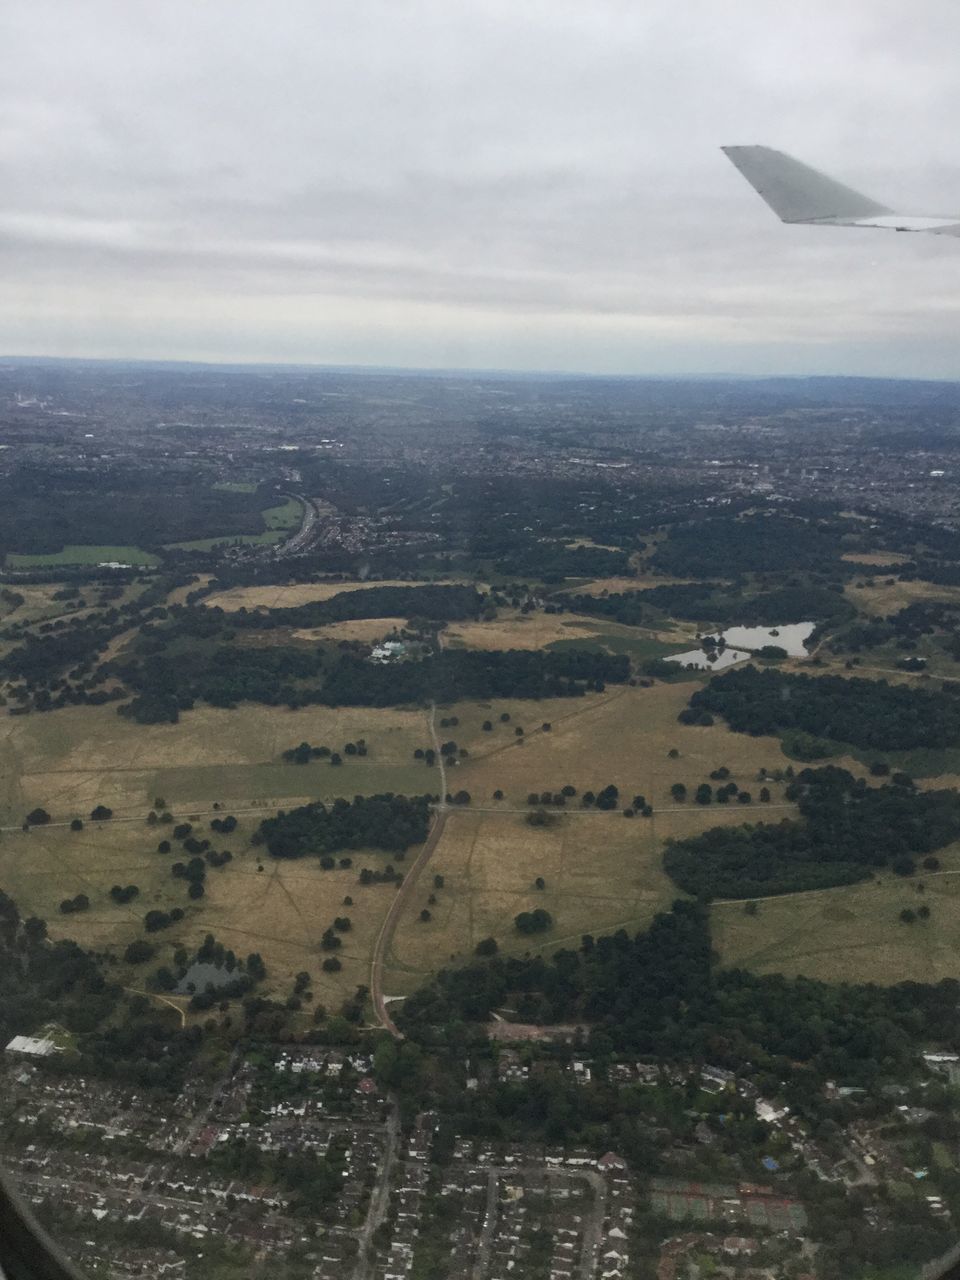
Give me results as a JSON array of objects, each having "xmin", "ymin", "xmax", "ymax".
[{"xmin": 2, "ymin": 0, "xmax": 960, "ymax": 374}]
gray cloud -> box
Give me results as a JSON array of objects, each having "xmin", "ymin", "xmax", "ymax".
[{"xmin": 2, "ymin": 0, "xmax": 960, "ymax": 375}]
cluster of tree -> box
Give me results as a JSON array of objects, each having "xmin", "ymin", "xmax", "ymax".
[
  {"xmin": 171, "ymin": 856, "xmax": 207, "ymax": 899},
  {"xmin": 687, "ymin": 665, "xmax": 960, "ymax": 750},
  {"xmin": 662, "ymin": 766, "xmax": 960, "ymax": 899},
  {"xmin": 281, "ymin": 739, "xmax": 367, "ymax": 764},
  {"xmin": 358, "ymin": 865, "xmax": 404, "ymax": 886},
  {"xmin": 109, "ymin": 884, "xmax": 139, "ymax": 904},
  {"xmin": 209, "ymin": 813, "xmax": 237, "ymax": 834},
  {"xmin": 59, "ymin": 893, "xmax": 90, "ymax": 914},
  {"xmin": 253, "ymin": 792, "xmax": 432, "ymax": 859},
  {"xmin": 144, "ymin": 907, "xmax": 185, "ymax": 933},
  {"xmin": 515, "ymin": 908, "xmax": 554, "ymax": 934},
  {"xmin": 0, "ymin": 890, "xmax": 118, "ymax": 1046},
  {"xmin": 400, "ymin": 899, "xmax": 960, "ymax": 1089}
]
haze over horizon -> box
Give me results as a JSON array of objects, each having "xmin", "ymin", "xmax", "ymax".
[{"xmin": 4, "ymin": 1, "xmax": 960, "ymax": 379}]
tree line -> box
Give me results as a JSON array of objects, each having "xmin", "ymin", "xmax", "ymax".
[{"xmin": 688, "ymin": 664, "xmax": 960, "ymax": 750}]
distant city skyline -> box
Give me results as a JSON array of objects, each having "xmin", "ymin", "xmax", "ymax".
[{"xmin": 4, "ymin": 1, "xmax": 960, "ymax": 378}]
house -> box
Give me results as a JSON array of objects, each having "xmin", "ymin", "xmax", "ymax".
[
  {"xmin": 597, "ymin": 1152, "xmax": 628, "ymax": 1174},
  {"xmin": 5, "ymin": 1035, "xmax": 58, "ymax": 1059}
]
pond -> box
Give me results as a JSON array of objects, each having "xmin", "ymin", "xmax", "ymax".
[
  {"xmin": 666, "ymin": 646, "xmax": 752, "ymax": 672},
  {"xmin": 719, "ymin": 621, "xmax": 815, "ymax": 657},
  {"xmin": 175, "ymin": 961, "xmax": 237, "ymax": 996},
  {"xmin": 665, "ymin": 621, "xmax": 815, "ymax": 672}
]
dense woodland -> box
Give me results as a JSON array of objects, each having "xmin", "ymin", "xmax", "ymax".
[
  {"xmin": 117, "ymin": 643, "xmax": 630, "ymax": 720},
  {"xmin": 0, "ymin": 471, "xmax": 283, "ymax": 557},
  {"xmin": 253, "ymin": 793, "xmax": 432, "ymax": 859},
  {"xmin": 565, "ymin": 581, "xmax": 851, "ymax": 629},
  {"xmin": 650, "ymin": 514, "xmax": 849, "ymax": 577},
  {"xmin": 689, "ymin": 664, "xmax": 960, "ymax": 750},
  {"xmin": 400, "ymin": 900, "xmax": 960, "ymax": 1086},
  {"xmin": 662, "ymin": 766, "xmax": 960, "ymax": 898}
]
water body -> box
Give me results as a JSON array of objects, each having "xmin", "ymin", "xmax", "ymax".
[
  {"xmin": 666, "ymin": 647, "xmax": 752, "ymax": 672},
  {"xmin": 719, "ymin": 621, "xmax": 815, "ymax": 657},
  {"xmin": 666, "ymin": 621, "xmax": 815, "ymax": 672},
  {"xmin": 175, "ymin": 962, "xmax": 236, "ymax": 995}
]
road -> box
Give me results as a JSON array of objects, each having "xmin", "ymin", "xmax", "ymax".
[
  {"xmin": 353, "ymin": 1101, "xmax": 400, "ymax": 1280},
  {"xmin": 370, "ymin": 702, "xmax": 448, "ymax": 1038}
]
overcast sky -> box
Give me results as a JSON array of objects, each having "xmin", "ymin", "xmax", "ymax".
[{"xmin": 4, "ymin": 1, "xmax": 960, "ymax": 377}]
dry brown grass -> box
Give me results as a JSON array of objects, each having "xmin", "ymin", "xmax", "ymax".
[
  {"xmin": 384, "ymin": 807, "xmax": 677, "ymax": 995},
  {"xmin": 204, "ymin": 579, "xmax": 472, "ymax": 612},
  {"xmin": 556, "ymin": 575, "xmax": 696, "ymax": 597},
  {"xmin": 445, "ymin": 613, "xmax": 605, "ymax": 652},
  {"xmin": 841, "ymin": 551, "xmax": 912, "ymax": 566},
  {"xmin": 293, "ymin": 618, "xmax": 408, "ymax": 644},
  {"xmin": 0, "ymin": 701, "xmax": 431, "ymax": 823},
  {"xmin": 713, "ymin": 851, "xmax": 960, "ymax": 985},
  {"xmin": 844, "ymin": 578, "xmax": 960, "ymax": 616}
]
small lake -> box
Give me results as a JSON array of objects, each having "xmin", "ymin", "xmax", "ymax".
[
  {"xmin": 175, "ymin": 962, "xmax": 236, "ymax": 995},
  {"xmin": 666, "ymin": 647, "xmax": 752, "ymax": 672},
  {"xmin": 666, "ymin": 621, "xmax": 816, "ymax": 672},
  {"xmin": 719, "ymin": 621, "xmax": 815, "ymax": 657}
]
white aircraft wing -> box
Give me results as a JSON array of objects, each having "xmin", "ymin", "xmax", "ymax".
[{"xmin": 722, "ymin": 145, "xmax": 960, "ymax": 237}]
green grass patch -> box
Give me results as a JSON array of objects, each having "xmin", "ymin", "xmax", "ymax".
[
  {"xmin": 6, "ymin": 544, "xmax": 160, "ymax": 568},
  {"xmin": 212, "ymin": 481, "xmax": 257, "ymax": 493},
  {"xmin": 153, "ymin": 760, "xmax": 431, "ymax": 806}
]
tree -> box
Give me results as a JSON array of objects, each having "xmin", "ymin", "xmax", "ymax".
[
  {"xmin": 188, "ymin": 880, "xmax": 204, "ymax": 899},
  {"xmin": 26, "ymin": 808, "xmax": 50, "ymax": 826},
  {"xmin": 90, "ymin": 805, "xmax": 113, "ymax": 821},
  {"xmin": 433, "ymin": 874, "xmax": 444, "ymax": 889},
  {"xmin": 670, "ymin": 783, "xmax": 687, "ymax": 802},
  {"xmin": 918, "ymin": 904, "xmax": 931, "ymax": 920},
  {"xmin": 334, "ymin": 916, "xmax": 352, "ymax": 932},
  {"xmin": 534, "ymin": 876, "xmax": 546, "ymax": 890},
  {"xmin": 900, "ymin": 908, "xmax": 917, "ymax": 923},
  {"xmin": 694, "ymin": 784, "xmax": 712, "ymax": 805},
  {"xmin": 493, "ymin": 789, "xmax": 504, "ymax": 800},
  {"xmin": 419, "ymin": 908, "xmax": 432, "ymax": 922},
  {"xmin": 157, "ymin": 839, "xmax": 171, "ymax": 853},
  {"xmin": 923, "ymin": 856, "xmax": 941, "ymax": 871},
  {"xmin": 892, "ymin": 856, "xmax": 916, "ymax": 877},
  {"xmin": 482, "ymin": 720, "xmax": 493, "ymax": 731},
  {"xmin": 70, "ymin": 818, "xmax": 84, "ymax": 831},
  {"xmin": 322, "ymin": 956, "xmax": 342, "ymax": 972},
  {"xmin": 124, "ymin": 940, "xmax": 155, "ymax": 964},
  {"xmin": 759, "ymin": 786, "xmax": 771, "ymax": 803},
  {"xmin": 330, "ymin": 752, "xmax": 342, "ymax": 767},
  {"xmin": 744, "ymin": 901, "xmax": 759, "ymax": 916},
  {"xmin": 475, "ymin": 936, "xmax": 498, "ymax": 956}
]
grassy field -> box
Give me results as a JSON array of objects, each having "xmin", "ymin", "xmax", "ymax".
[
  {"xmin": 844, "ymin": 577, "xmax": 960, "ymax": 616},
  {"xmin": 840, "ymin": 551, "xmax": 912, "ymax": 566},
  {"xmin": 212, "ymin": 481, "xmax": 258, "ymax": 493},
  {"xmin": 167, "ymin": 497, "xmax": 303, "ymax": 551},
  {"xmin": 713, "ymin": 851, "xmax": 960, "ymax": 985},
  {"xmin": 5, "ymin": 545, "xmax": 160, "ymax": 568},
  {"xmin": 0, "ymin": 815, "xmax": 403, "ymax": 1013},
  {"xmin": 203, "ymin": 578, "xmax": 466, "ymax": 612},
  {"xmin": 383, "ymin": 808, "xmax": 677, "ymax": 994},
  {"xmin": 0, "ymin": 701, "xmax": 433, "ymax": 824}
]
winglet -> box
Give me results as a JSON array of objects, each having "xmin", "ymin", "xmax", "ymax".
[{"xmin": 722, "ymin": 145, "xmax": 891, "ymax": 223}]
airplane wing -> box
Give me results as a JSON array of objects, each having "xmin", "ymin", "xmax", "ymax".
[{"xmin": 722, "ymin": 145, "xmax": 960, "ymax": 237}]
